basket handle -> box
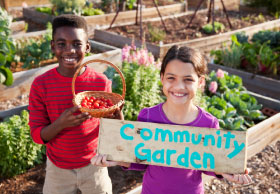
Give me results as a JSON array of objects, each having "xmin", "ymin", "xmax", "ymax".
[{"xmin": 72, "ymin": 59, "xmax": 126, "ymax": 99}]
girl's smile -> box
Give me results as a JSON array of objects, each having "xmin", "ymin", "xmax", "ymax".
[{"xmin": 161, "ymin": 59, "xmax": 203, "ymax": 106}]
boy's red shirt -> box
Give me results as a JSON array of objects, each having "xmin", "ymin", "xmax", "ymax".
[{"xmin": 28, "ymin": 66, "xmax": 111, "ymax": 169}]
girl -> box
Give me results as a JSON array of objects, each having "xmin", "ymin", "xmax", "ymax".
[{"xmin": 91, "ymin": 46, "xmax": 252, "ymax": 194}]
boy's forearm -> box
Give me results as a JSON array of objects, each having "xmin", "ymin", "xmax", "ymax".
[
  {"xmin": 118, "ymin": 161, "xmax": 131, "ymax": 168},
  {"xmin": 40, "ymin": 119, "xmax": 64, "ymax": 142}
]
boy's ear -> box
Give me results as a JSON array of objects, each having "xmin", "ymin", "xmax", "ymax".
[
  {"xmin": 51, "ymin": 40, "xmax": 55, "ymax": 52},
  {"xmin": 86, "ymin": 41, "xmax": 91, "ymax": 53}
]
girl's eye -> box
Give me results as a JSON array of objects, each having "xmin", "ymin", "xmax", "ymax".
[{"xmin": 184, "ymin": 79, "xmax": 194, "ymax": 82}]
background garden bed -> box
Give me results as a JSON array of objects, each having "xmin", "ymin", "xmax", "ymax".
[
  {"xmin": 94, "ymin": 13, "xmax": 280, "ymax": 58},
  {"xmin": 208, "ymin": 63, "xmax": 280, "ymax": 104},
  {"xmin": 23, "ymin": 2, "xmax": 188, "ymax": 35}
]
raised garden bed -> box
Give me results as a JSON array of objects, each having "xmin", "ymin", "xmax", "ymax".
[
  {"xmin": 10, "ymin": 20, "xmax": 26, "ymax": 34},
  {"xmin": 0, "ymin": 0, "xmax": 50, "ymax": 10},
  {"xmin": 93, "ymin": 11, "xmax": 280, "ymax": 58},
  {"xmin": 208, "ymin": 63, "xmax": 280, "ymax": 103},
  {"xmin": 23, "ymin": 2, "xmax": 188, "ymax": 35}
]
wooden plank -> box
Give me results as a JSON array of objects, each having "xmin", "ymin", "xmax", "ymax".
[
  {"xmin": 23, "ymin": 7, "xmax": 54, "ymax": 25},
  {"xmin": 0, "ymin": 105, "xmax": 28, "ymax": 121},
  {"xmin": 10, "ymin": 21, "xmax": 26, "ymax": 34},
  {"xmin": 248, "ymin": 92, "xmax": 280, "ymax": 112},
  {"xmin": 94, "ymin": 29, "xmax": 160, "ymax": 57},
  {"xmin": 98, "ymin": 119, "xmax": 247, "ymax": 174},
  {"xmin": 0, "ymin": 49, "xmax": 122, "ymax": 101},
  {"xmin": 4, "ymin": 0, "xmax": 50, "ymax": 9},
  {"xmin": 86, "ymin": 3, "xmax": 186, "ymax": 26},
  {"xmin": 247, "ymin": 113, "xmax": 280, "ymax": 158},
  {"xmin": 208, "ymin": 63, "xmax": 280, "ymax": 101}
]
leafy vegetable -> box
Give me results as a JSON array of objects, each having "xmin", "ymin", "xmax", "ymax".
[{"xmin": 0, "ymin": 110, "xmax": 45, "ymax": 178}]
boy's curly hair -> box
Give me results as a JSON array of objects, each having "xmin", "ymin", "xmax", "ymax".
[{"xmin": 52, "ymin": 14, "xmax": 88, "ymax": 37}]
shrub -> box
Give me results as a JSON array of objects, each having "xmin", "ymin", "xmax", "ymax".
[
  {"xmin": 104, "ymin": 45, "xmax": 163, "ymax": 121},
  {"xmin": 0, "ymin": 110, "xmax": 45, "ymax": 178}
]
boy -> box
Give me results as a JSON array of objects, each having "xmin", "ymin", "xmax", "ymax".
[{"xmin": 28, "ymin": 15, "xmax": 119, "ymax": 194}]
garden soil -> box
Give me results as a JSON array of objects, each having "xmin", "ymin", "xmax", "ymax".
[{"xmin": 107, "ymin": 10, "xmax": 276, "ymax": 44}]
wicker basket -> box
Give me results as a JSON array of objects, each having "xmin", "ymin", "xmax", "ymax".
[{"xmin": 72, "ymin": 59, "xmax": 126, "ymax": 118}]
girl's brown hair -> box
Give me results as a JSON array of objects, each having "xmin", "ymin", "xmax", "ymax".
[{"xmin": 160, "ymin": 46, "xmax": 208, "ymax": 77}]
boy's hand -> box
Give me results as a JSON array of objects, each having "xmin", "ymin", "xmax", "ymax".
[
  {"xmin": 217, "ymin": 169, "xmax": 253, "ymax": 185},
  {"xmin": 56, "ymin": 106, "xmax": 91, "ymax": 129},
  {"xmin": 91, "ymin": 154, "xmax": 119, "ymax": 167}
]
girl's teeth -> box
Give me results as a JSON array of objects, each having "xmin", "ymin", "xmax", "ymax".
[{"xmin": 173, "ymin": 93, "xmax": 185, "ymax": 97}]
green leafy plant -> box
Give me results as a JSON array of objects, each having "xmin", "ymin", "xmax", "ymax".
[
  {"xmin": 202, "ymin": 22, "xmax": 225, "ymax": 34},
  {"xmin": 104, "ymin": 45, "xmax": 163, "ymax": 120},
  {"xmin": 243, "ymin": 0, "xmax": 280, "ymax": 14},
  {"xmin": 147, "ymin": 23, "xmax": 166, "ymax": 43},
  {"xmin": 0, "ymin": 110, "xmax": 45, "ymax": 178},
  {"xmin": 252, "ymin": 30, "xmax": 280, "ymax": 49},
  {"xmin": 0, "ymin": 8, "xmax": 15, "ymax": 86},
  {"xmin": 49, "ymin": 0, "xmax": 86, "ymax": 15},
  {"xmin": 126, "ymin": 0, "xmax": 137, "ymax": 10},
  {"xmin": 15, "ymin": 23, "xmax": 54, "ymax": 69},
  {"xmin": 35, "ymin": 7, "xmax": 54, "ymax": 15},
  {"xmin": 211, "ymin": 33, "xmax": 280, "ymax": 76},
  {"xmin": 204, "ymin": 70, "xmax": 266, "ymax": 131},
  {"xmin": 82, "ymin": 3, "xmax": 104, "ymax": 16}
]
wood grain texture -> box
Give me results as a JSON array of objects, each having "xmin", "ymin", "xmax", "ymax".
[{"xmin": 98, "ymin": 119, "xmax": 247, "ymax": 174}]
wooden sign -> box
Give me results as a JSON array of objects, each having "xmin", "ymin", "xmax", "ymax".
[{"xmin": 98, "ymin": 119, "xmax": 248, "ymax": 174}]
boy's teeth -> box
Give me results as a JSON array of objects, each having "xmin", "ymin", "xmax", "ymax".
[{"xmin": 64, "ymin": 58, "xmax": 75, "ymax": 62}]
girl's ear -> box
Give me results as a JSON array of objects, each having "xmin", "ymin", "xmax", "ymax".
[{"xmin": 198, "ymin": 75, "xmax": 205, "ymax": 90}]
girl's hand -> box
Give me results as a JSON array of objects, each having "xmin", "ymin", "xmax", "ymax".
[
  {"xmin": 91, "ymin": 154, "xmax": 131, "ymax": 168},
  {"xmin": 218, "ymin": 169, "xmax": 253, "ymax": 185}
]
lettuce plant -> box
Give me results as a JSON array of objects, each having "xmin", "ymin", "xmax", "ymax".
[{"xmin": 203, "ymin": 69, "xmax": 266, "ymax": 131}]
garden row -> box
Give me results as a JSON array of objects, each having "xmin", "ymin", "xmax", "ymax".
[{"xmin": 0, "ymin": 0, "xmax": 279, "ymax": 193}]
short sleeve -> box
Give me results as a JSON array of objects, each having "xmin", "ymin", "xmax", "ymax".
[{"xmin": 137, "ymin": 108, "xmax": 149, "ymax": 122}]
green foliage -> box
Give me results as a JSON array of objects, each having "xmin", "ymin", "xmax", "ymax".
[
  {"xmin": 0, "ymin": 8, "xmax": 15, "ymax": 85},
  {"xmin": 243, "ymin": 0, "xmax": 280, "ymax": 14},
  {"xmin": 104, "ymin": 62, "xmax": 163, "ymax": 121},
  {"xmin": 35, "ymin": 7, "xmax": 53, "ymax": 15},
  {"xmin": 252, "ymin": 30, "xmax": 280, "ymax": 49},
  {"xmin": 15, "ymin": 23, "xmax": 54, "ymax": 69},
  {"xmin": 126, "ymin": 0, "xmax": 137, "ymax": 10},
  {"xmin": 49, "ymin": 0, "xmax": 86, "ymax": 15},
  {"xmin": 210, "ymin": 35, "xmax": 243, "ymax": 69},
  {"xmin": 235, "ymin": 32, "xmax": 249, "ymax": 44},
  {"xmin": 211, "ymin": 33, "xmax": 280, "ymax": 75},
  {"xmin": 147, "ymin": 24, "xmax": 166, "ymax": 43},
  {"xmin": 0, "ymin": 110, "xmax": 45, "ymax": 178},
  {"xmin": 204, "ymin": 70, "xmax": 266, "ymax": 131},
  {"xmin": 202, "ymin": 22, "xmax": 225, "ymax": 34},
  {"xmin": 82, "ymin": 3, "xmax": 104, "ymax": 16}
]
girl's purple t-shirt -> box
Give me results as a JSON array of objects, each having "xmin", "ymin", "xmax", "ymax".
[{"xmin": 129, "ymin": 103, "xmax": 220, "ymax": 194}]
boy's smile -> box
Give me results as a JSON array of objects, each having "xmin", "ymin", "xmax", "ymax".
[{"xmin": 51, "ymin": 26, "xmax": 90, "ymax": 77}]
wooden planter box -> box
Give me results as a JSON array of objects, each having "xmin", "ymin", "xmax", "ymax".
[
  {"xmin": 1, "ymin": 0, "xmax": 50, "ymax": 10},
  {"xmin": 10, "ymin": 21, "xmax": 26, "ymax": 35},
  {"xmin": 93, "ymin": 18, "xmax": 280, "ymax": 59},
  {"xmin": 23, "ymin": 3, "xmax": 188, "ymax": 35},
  {"xmin": 208, "ymin": 63, "xmax": 280, "ymax": 106}
]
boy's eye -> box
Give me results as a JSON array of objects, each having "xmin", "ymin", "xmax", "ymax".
[
  {"xmin": 184, "ymin": 79, "xmax": 194, "ymax": 82},
  {"xmin": 74, "ymin": 43, "xmax": 83, "ymax": 47},
  {"xmin": 57, "ymin": 42, "xmax": 65, "ymax": 47},
  {"xmin": 167, "ymin": 77, "xmax": 174, "ymax": 80}
]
